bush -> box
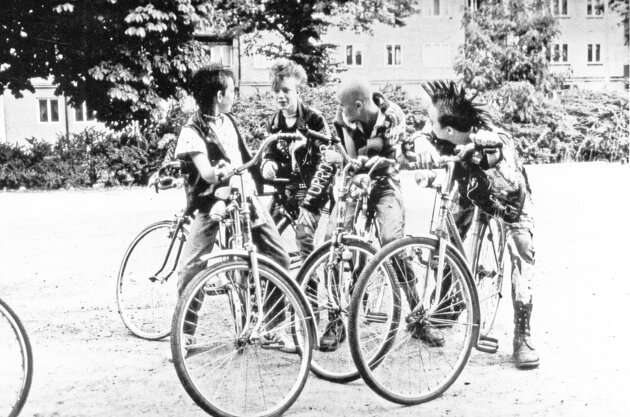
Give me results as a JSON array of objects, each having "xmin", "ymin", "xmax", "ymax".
[
  {"xmin": 1, "ymin": 85, "xmax": 627, "ymax": 190},
  {"xmin": 482, "ymin": 87, "xmax": 629, "ymax": 163}
]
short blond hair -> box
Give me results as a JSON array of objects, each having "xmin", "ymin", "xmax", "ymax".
[{"xmin": 269, "ymin": 58, "xmax": 307, "ymax": 90}]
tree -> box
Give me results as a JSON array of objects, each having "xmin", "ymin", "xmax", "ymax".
[
  {"xmin": 211, "ymin": 0, "xmax": 416, "ymax": 85},
  {"xmin": 609, "ymin": 0, "xmax": 629, "ymax": 45},
  {"xmin": 0, "ymin": 0, "xmax": 214, "ymax": 129},
  {"xmin": 455, "ymin": 0, "xmax": 562, "ymax": 92}
]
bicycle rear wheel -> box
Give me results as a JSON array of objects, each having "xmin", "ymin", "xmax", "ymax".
[
  {"xmin": 171, "ymin": 259, "xmax": 314, "ymax": 417},
  {"xmin": 349, "ymin": 236, "xmax": 479, "ymax": 405},
  {"xmin": 0, "ymin": 298, "xmax": 33, "ymax": 417},
  {"xmin": 297, "ymin": 237, "xmax": 399, "ymax": 383},
  {"xmin": 473, "ymin": 217, "xmax": 506, "ymax": 337},
  {"xmin": 116, "ymin": 219, "xmax": 184, "ymax": 340}
]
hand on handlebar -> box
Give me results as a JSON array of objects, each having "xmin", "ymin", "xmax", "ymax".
[
  {"xmin": 412, "ymin": 134, "xmax": 441, "ymax": 169},
  {"xmin": 455, "ymin": 142, "xmax": 476, "ymax": 159},
  {"xmin": 323, "ymin": 148, "xmax": 344, "ymax": 165},
  {"xmin": 261, "ymin": 161, "xmax": 279, "ymax": 180},
  {"xmin": 215, "ymin": 160, "xmax": 234, "ymax": 181}
]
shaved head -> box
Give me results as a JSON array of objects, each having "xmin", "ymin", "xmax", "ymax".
[
  {"xmin": 337, "ymin": 77, "xmax": 373, "ymax": 106},
  {"xmin": 337, "ymin": 77, "xmax": 378, "ymax": 125}
]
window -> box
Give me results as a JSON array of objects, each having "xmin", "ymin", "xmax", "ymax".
[
  {"xmin": 345, "ymin": 44, "xmax": 363, "ymax": 66},
  {"xmin": 587, "ymin": 0, "xmax": 604, "ymax": 16},
  {"xmin": 423, "ymin": 43, "xmax": 451, "ymax": 68},
  {"xmin": 210, "ymin": 45, "xmax": 232, "ymax": 66},
  {"xmin": 385, "ymin": 44, "xmax": 402, "ymax": 66},
  {"xmin": 428, "ymin": 0, "xmax": 448, "ymax": 16},
  {"xmin": 467, "ymin": 0, "xmax": 480, "ymax": 10},
  {"xmin": 552, "ymin": 44, "xmax": 568, "ymax": 63},
  {"xmin": 75, "ymin": 102, "xmax": 95, "ymax": 122},
  {"xmin": 38, "ymin": 99, "xmax": 59, "ymax": 123},
  {"xmin": 587, "ymin": 44, "xmax": 601, "ymax": 63},
  {"xmin": 552, "ymin": 0, "xmax": 568, "ymax": 16}
]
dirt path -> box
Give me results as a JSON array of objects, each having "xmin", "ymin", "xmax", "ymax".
[{"xmin": 1, "ymin": 162, "xmax": 628, "ymax": 417}]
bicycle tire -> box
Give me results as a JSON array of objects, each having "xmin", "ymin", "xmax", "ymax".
[
  {"xmin": 171, "ymin": 259, "xmax": 314, "ymax": 417},
  {"xmin": 0, "ymin": 298, "xmax": 33, "ymax": 417},
  {"xmin": 349, "ymin": 236, "xmax": 480, "ymax": 405},
  {"xmin": 116, "ymin": 219, "xmax": 185, "ymax": 340},
  {"xmin": 297, "ymin": 237, "xmax": 400, "ymax": 383},
  {"xmin": 472, "ymin": 217, "xmax": 506, "ymax": 337}
]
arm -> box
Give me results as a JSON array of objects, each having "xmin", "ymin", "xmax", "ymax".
[
  {"xmin": 409, "ymin": 122, "xmax": 440, "ymax": 169},
  {"xmin": 176, "ymin": 126, "xmax": 229, "ymax": 185}
]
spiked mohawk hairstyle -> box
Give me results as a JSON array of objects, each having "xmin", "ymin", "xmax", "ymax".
[{"xmin": 422, "ymin": 81, "xmax": 489, "ymax": 132}]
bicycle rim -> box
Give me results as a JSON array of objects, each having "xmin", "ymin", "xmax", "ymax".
[
  {"xmin": 116, "ymin": 220, "xmax": 183, "ymax": 340},
  {"xmin": 0, "ymin": 298, "xmax": 33, "ymax": 417},
  {"xmin": 349, "ymin": 236, "xmax": 479, "ymax": 405},
  {"xmin": 473, "ymin": 219, "xmax": 505, "ymax": 337},
  {"xmin": 171, "ymin": 260, "xmax": 313, "ymax": 417},
  {"xmin": 298, "ymin": 237, "xmax": 397, "ymax": 383}
]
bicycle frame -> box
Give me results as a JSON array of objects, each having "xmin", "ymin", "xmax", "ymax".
[
  {"xmin": 320, "ymin": 156, "xmax": 392, "ymax": 314},
  {"xmin": 148, "ymin": 212, "xmax": 189, "ymax": 284},
  {"xmin": 416, "ymin": 159, "xmax": 503, "ymax": 353},
  {"xmin": 195, "ymin": 133, "xmax": 320, "ymax": 343}
]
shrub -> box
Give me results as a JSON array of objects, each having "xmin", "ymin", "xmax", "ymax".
[{"xmin": 1, "ymin": 85, "xmax": 627, "ymax": 190}]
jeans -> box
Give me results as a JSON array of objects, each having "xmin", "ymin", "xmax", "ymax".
[
  {"xmin": 325, "ymin": 184, "xmax": 420, "ymax": 309},
  {"xmin": 178, "ymin": 202, "xmax": 290, "ymax": 335},
  {"xmin": 454, "ymin": 193, "xmax": 536, "ymax": 306}
]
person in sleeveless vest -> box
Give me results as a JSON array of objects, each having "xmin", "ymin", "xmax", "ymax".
[{"xmin": 174, "ymin": 64, "xmax": 293, "ymax": 353}]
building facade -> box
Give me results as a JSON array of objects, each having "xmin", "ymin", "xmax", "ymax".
[
  {"xmin": 0, "ymin": 78, "xmax": 101, "ymax": 145},
  {"xmin": 549, "ymin": 0, "xmax": 629, "ymax": 89},
  {"xmin": 1, "ymin": 0, "xmax": 628, "ymax": 144}
]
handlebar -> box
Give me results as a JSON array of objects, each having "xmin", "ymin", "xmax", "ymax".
[{"xmin": 148, "ymin": 161, "xmax": 183, "ymax": 192}]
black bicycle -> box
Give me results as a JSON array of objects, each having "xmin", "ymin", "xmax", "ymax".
[
  {"xmin": 0, "ymin": 297, "xmax": 33, "ymax": 417},
  {"xmin": 116, "ymin": 137, "xmax": 317, "ymax": 340}
]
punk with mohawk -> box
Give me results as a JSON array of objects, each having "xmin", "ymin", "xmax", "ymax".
[
  {"xmin": 408, "ymin": 79, "xmax": 540, "ymax": 370},
  {"xmin": 422, "ymin": 80, "xmax": 490, "ymax": 133}
]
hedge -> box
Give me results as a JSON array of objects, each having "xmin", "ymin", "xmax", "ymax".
[{"xmin": 1, "ymin": 83, "xmax": 627, "ymax": 190}]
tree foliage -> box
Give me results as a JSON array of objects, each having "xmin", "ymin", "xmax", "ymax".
[
  {"xmin": 609, "ymin": 0, "xmax": 629, "ymax": 44},
  {"xmin": 0, "ymin": 0, "xmax": 214, "ymax": 129},
  {"xmin": 211, "ymin": 0, "xmax": 416, "ymax": 85},
  {"xmin": 455, "ymin": 0, "xmax": 563, "ymax": 92}
]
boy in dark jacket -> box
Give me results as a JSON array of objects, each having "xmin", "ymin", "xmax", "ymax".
[
  {"xmin": 261, "ymin": 59, "xmax": 332, "ymax": 262},
  {"xmin": 413, "ymin": 81, "xmax": 539, "ymax": 369}
]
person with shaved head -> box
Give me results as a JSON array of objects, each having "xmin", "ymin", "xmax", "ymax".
[{"xmin": 318, "ymin": 77, "xmax": 444, "ymax": 351}]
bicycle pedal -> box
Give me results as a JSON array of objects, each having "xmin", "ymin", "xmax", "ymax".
[
  {"xmin": 364, "ymin": 311, "xmax": 388, "ymax": 323},
  {"xmin": 476, "ymin": 335, "xmax": 499, "ymax": 354}
]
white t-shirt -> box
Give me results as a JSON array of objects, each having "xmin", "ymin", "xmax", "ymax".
[{"xmin": 175, "ymin": 115, "xmax": 256, "ymax": 195}]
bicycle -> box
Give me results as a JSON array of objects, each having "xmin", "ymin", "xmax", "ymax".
[
  {"xmin": 348, "ymin": 151, "xmax": 508, "ymax": 405},
  {"xmin": 296, "ymin": 147, "xmax": 401, "ymax": 383},
  {"xmin": 0, "ymin": 297, "xmax": 33, "ymax": 417},
  {"xmin": 170, "ymin": 132, "xmax": 317, "ymax": 417},
  {"xmin": 116, "ymin": 160, "xmax": 305, "ymax": 341}
]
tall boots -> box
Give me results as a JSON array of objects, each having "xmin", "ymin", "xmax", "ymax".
[{"xmin": 513, "ymin": 301, "xmax": 539, "ymax": 369}]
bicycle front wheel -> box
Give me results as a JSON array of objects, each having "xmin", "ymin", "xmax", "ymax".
[
  {"xmin": 116, "ymin": 219, "xmax": 184, "ymax": 340},
  {"xmin": 349, "ymin": 236, "xmax": 479, "ymax": 405},
  {"xmin": 171, "ymin": 259, "xmax": 314, "ymax": 417},
  {"xmin": 0, "ymin": 298, "xmax": 33, "ymax": 417},
  {"xmin": 473, "ymin": 217, "xmax": 506, "ymax": 337},
  {"xmin": 297, "ymin": 237, "xmax": 400, "ymax": 383}
]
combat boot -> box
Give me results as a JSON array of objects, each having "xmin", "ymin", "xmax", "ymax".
[{"xmin": 513, "ymin": 301, "xmax": 539, "ymax": 369}]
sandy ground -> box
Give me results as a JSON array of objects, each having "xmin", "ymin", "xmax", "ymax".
[{"xmin": 1, "ymin": 162, "xmax": 629, "ymax": 417}]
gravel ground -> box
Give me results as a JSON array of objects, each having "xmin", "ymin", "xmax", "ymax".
[{"xmin": 0, "ymin": 162, "xmax": 628, "ymax": 417}]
